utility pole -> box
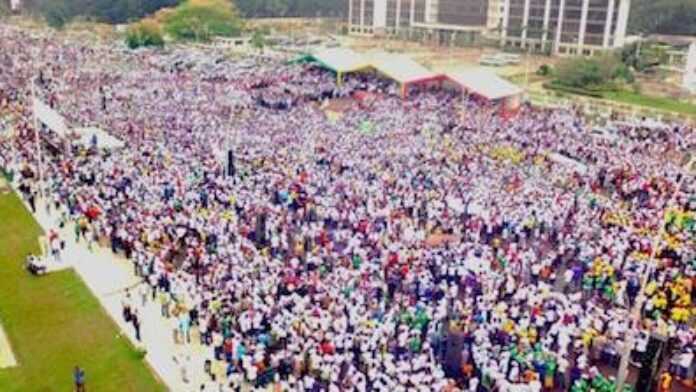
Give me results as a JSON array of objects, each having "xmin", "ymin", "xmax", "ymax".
[
  {"xmin": 449, "ymin": 32, "xmax": 456, "ymax": 69},
  {"xmin": 634, "ymin": 33, "xmax": 644, "ymax": 69},
  {"xmin": 31, "ymin": 76, "xmax": 45, "ymax": 198},
  {"xmin": 522, "ymin": 25, "xmax": 532, "ymax": 90}
]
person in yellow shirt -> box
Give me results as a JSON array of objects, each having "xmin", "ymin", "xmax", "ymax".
[
  {"xmin": 645, "ymin": 281, "xmax": 658, "ymax": 296},
  {"xmin": 671, "ymin": 307, "xmax": 690, "ymax": 323},
  {"xmin": 528, "ymin": 327, "xmax": 538, "ymax": 344},
  {"xmin": 581, "ymin": 328, "xmax": 597, "ymax": 347}
]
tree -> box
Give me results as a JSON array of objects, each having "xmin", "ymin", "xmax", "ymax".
[
  {"xmin": 250, "ymin": 29, "xmax": 267, "ymax": 53},
  {"xmin": 125, "ymin": 20, "xmax": 165, "ymax": 49},
  {"xmin": 24, "ymin": 0, "xmax": 181, "ymax": 26},
  {"xmin": 164, "ymin": 0, "xmax": 243, "ymax": 42},
  {"xmin": 620, "ymin": 41, "xmax": 670, "ymax": 73},
  {"xmin": 96, "ymin": 0, "xmax": 180, "ymax": 24},
  {"xmin": 629, "ymin": 0, "xmax": 696, "ymax": 36},
  {"xmin": 264, "ymin": 0, "xmax": 289, "ymax": 17},
  {"xmin": 234, "ymin": 0, "xmax": 345, "ymax": 18},
  {"xmin": 0, "ymin": 1, "xmax": 9, "ymax": 17},
  {"xmin": 537, "ymin": 64, "xmax": 552, "ymax": 77},
  {"xmin": 555, "ymin": 54, "xmax": 633, "ymax": 90},
  {"xmin": 39, "ymin": 0, "xmax": 72, "ymax": 29}
]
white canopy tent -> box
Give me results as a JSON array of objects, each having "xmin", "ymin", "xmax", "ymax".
[
  {"xmin": 310, "ymin": 48, "xmax": 369, "ymax": 74},
  {"xmin": 300, "ymin": 48, "xmax": 370, "ymax": 84},
  {"xmin": 71, "ymin": 127, "xmax": 125, "ymax": 150},
  {"xmin": 369, "ymin": 53, "xmax": 444, "ymax": 97},
  {"xmin": 447, "ymin": 68, "xmax": 524, "ymax": 101}
]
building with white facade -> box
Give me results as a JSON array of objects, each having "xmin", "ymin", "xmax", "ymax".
[
  {"xmin": 347, "ymin": 0, "xmax": 631, "ymax": 56},
  {"xmin": 10, "ymin": 0, "xmax": 22, "ymax": 12},
  {"xmin": 347, "ymin": 0, "xmax": 505, "ymax": 43},
  {"xmin": 500, "ymin": 0, "xmax": 631, "ymax": 55}
]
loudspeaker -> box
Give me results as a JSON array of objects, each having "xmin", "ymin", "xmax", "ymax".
[{"xmin": 226, "ymin": 149, "xmax": 235, "ymax": 177}]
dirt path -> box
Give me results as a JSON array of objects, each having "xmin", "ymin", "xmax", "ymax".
[{"xmin": 0, "ymin": 322, "xmax": 17, "ymax": 368}]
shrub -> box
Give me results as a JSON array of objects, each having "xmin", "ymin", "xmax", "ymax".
[
  {"xmin": 250, "ymin": 30, "xmax": 267, "ymax": 52},
  {"xmin": 554, "ymin": 54, "xmax": 634, "ymax": 90},
  {"xmin": 543, "ymin": 82, "xmax": 605, "ymax": 98},
  {"xmin": 27, "ymin": 0, "xmax": 179, "ymax": 27},
  {"xmin": 164, "ymin": 0, "xmax": 243, "ymax": 42},
  {"xmin": 41, "ymin": 0, "xmax": 72, "ymax": 29},
  {"xmin": 536, "ymin": 64, "xmax": 552, "ymax": 76},
  {"xmin": 125, "ymin": 20, "xmax": 165, "ymax": 49}
]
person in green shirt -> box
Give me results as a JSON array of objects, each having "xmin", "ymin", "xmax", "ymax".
[
  {"xmin": 352, "ymin": 254, "xmax": 362, "ymax": 269},
  {"xmin": 544, "ymin": 357, "xmax": 557, "ymax": 390},
  {"xmin": 409, "ymin": 335, "xmax": 421, "ymax": 353},
  {"xmin": 413, "ymin": 308, "xmax": 430, "ymax": 331},
  {"xmin": 399, "ymin": 309, "xmax": 412, "ymax": 326},
  {"xmin": 571, "ymin": 378, "xmax": 589, "ymax": 392}
]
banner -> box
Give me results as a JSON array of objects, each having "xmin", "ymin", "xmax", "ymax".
[{"xmin": 33, "ymin": 97, "xmax": 67, "ymax": 135}]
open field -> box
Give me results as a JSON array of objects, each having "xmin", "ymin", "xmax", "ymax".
[{"xmin": 0, "ymin": 192, "xmax": 164, "ymax": 392}]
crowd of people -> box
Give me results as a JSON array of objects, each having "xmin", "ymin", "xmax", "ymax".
[{"xmin": 1, "ymin": 25, "xmax": 695, "ymax": 392}]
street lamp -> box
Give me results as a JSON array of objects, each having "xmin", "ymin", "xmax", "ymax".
[
  {"xmin": 30, "ymin": 76, "xmax": 45, "ymax": 198},
  {"xmin": 521, "ymin": 25, "xmax": 533, "ymax": 90}
]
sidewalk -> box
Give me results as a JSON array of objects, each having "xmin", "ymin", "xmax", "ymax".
[{"xmin": 15, "ymin": 189, "xmax": 211, "ymax": 392}]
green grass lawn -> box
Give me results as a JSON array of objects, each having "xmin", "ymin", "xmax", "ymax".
[
  {"xmin": 603, "ymin": 90, "xmax": 696, "ymax": 116},
  {"xmin": 542, "ymin": 82, "xmax": 696, "ymax": 117},
  {"xmin": 0, "ymin": 192, "xmax": 165, "ymax": 392}
]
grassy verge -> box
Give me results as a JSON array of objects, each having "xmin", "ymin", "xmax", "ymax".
[
  {"xmin": 542, "ymin": 82, "xmax": 604, "ymax": 98},
  {"xmin": 543, "ymin": 83, "xmax": 696, "ymax": 117},
  {"xmin": 602, "ymin": 90, "xmax": 696, "ymax": 116},
  {"xmin": 0, "ymin": 192, "xmax": 165, "ymax": 392}
]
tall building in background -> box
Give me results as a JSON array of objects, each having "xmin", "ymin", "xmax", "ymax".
[
  {"xmin": 500, "ymin": 0, "xmax": 630, "ymax": 55},
  {"xmin": 348, "ymin": 0, "xmax": 505, "ymax": 43},
  {"xmin": 347, "ymin": 0, "xmax": 630, "ymax": 55}
]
